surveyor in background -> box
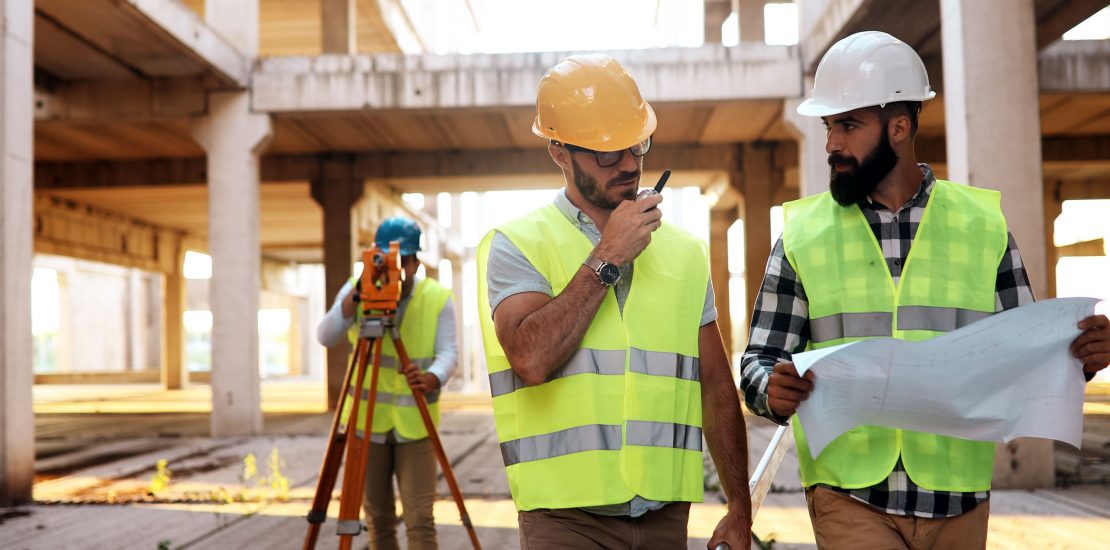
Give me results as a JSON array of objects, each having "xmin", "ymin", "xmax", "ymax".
[
  {"xmin": 477, "ymin": 54, "xmax": 752, "ymax": 549},
  {"xmin": 317, "ymin": 216, "xmax": 457, "ymax": 550},
  {"xmin": 740, "ymin": 30, "xmax": 1110, "ymax": 549}
]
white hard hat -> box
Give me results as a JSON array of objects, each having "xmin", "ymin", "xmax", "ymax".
[{"xmin": 797, "ymin": 31, "xmax": 935, "ymax": 117}]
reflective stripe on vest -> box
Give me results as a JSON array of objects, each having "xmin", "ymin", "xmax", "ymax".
[
  {"xmin": 488, "ymin": 348, "xmax": 699, "ymax": 397},
  {"xmin": 783, "ymin": 179, "xmax": 1006, "ymax": 492},
  {"xmin": 499, "ymin": 421, "xmax": 703, "ymax": 467},
  {"xmin": 810, "ymin": 307, "xmax": 995, "ymax": 343},
  {"xmin": 477, "ymin": 203, "xmax": 708, "ymax": 511}
]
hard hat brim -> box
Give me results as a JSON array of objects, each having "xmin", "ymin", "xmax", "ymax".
[{"xmin": 797, "ymin": 91, "xmax": 936, "ymax": 118}]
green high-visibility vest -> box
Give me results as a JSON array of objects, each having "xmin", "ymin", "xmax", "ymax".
[
  {"xmin": 339, "ymin": 277, "xmax": 451, "ymax": 441},
  {"xmin": 477, "ymin": 204, "xmax": 709, "ymax": 511},
  {"xmin": 782, "ymin": 179, "xmax": 1007, "ymax": 492}
]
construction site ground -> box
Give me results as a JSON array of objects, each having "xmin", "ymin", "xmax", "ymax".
[{"xmin": 1, "ymin": 381, "xmax": 1107, "ymax": 549}]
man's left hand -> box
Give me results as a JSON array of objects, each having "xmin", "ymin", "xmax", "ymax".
[
  {"xmin": 1072, "ymin": 314, "xmax": 1110, "ymax": 376},
  {"xmin": 403, "ymin": 363, "xmax": 441, "ymax": 394},
  {"xmin": 707, "ymin": 506, "xmax": 752, "ymax": 550}
]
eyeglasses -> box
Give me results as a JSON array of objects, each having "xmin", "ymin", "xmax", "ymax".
[{"xmin": 560, "ymin": 137, "xmax": 651, "ymax": 168}]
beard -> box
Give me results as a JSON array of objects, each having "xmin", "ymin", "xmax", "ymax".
[
  {"xmin": 828, "ymin": 128, "xmax": 898, "ymax": 207},
  {"xmin": 571, "ymin": 156, "xmax": 639, "ymax": 209}
]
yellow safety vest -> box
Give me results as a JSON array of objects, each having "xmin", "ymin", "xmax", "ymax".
[
  {"xmin": 477, "ymin": 204, "xmax": 709, "ymax": 511},
  {"xmin": 783, "ymin": 179, "xmax": 1008, "ymax": 492},
  {"xmin": 339, "ymin": 277, "xmax": 451, "ymax": 441}
]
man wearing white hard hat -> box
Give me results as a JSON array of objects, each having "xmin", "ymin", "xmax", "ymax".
[
  {"xmin": 477, "ymin": 54, "xmax": 752, "ymax": 549},
  {"xmin": 738, "ymin": 31, "xmax": 1110, "ymax": 548}
]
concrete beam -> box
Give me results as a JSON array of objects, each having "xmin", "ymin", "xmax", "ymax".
[
  {"xmin": 33, "ymin": 195, "xmax": 185, "ymax": 274},
  {"xmin": 1039, "ymin": 40, "xmax": 1110, "ymax": 92},
  {"xmin": 798, "ymin": 0, "xmax": 868, "ymax": 70},
  {"xmin": 202, "ymin": 0, "xmax": 258, "ymax": 59},
  {"xmin": 127, "ymin": 0, "xmax": 249, "ymax": 85},
  {"xmin": 34, "ymin": 77, "xmax": 208, "ymax": 121},
  {"xmin": 35, "ymin": 144, "xmax": 743, "ymax": 188},
  {"xmin": 251, "ymin": 45, "xmax": 803, "ymax": 112},
  {"xmin": 1035, "ymin": 0, "xmax": 1107, "ymax": 49}
]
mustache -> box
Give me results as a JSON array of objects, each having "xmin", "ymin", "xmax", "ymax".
[
  {"xmin": 828, "ymin": 154, "xmax": 857, "ymax": 167},
  {"xmin": 607, "ymin": 171, "xmax": 640, "ymax": 186}
]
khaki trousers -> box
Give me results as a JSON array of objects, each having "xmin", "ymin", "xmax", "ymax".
[
  {"xmin": 805, "ymin": 486, "xmax": 989, "ymax": 550},
  {"xmin": 518, "ymin": 502, "xmax": 691, "ymax": 549},
  {"xmin": 362, "ymin": 438, "xmax": 438, "ymax": 550}
]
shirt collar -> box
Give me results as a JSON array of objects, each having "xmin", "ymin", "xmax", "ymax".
[
  {"xmin": 553, "ymin": 188, "xmax": 597, "ymax": 229},
  {"xmin": 862, "ymin": 163, "xmax": 936, "ymax": 210}
]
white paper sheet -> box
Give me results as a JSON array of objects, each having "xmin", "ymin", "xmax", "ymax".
[{"xmin": 792, "ymin": 297, "xmax": 1100, "ymax": 460}]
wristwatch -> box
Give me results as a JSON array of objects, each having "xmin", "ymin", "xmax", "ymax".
[{"xmin": 584, "ymin": 255, "xmax": 621, "ymax": 287}]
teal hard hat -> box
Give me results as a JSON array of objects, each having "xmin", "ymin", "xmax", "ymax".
[{"xmin": 375, "ymin": 216, "xmax": 422, "ymax": 256}]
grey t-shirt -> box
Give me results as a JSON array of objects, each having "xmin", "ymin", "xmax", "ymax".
[
  {"xmin": 484, "ymin": 189, "xmax": 716, "ymax": 517},
  {"xmin": 486, "ymin": 189, "xmax": 717, "ymax": 324}
]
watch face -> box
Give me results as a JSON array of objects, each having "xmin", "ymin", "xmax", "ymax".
[{"xmin": 598, "ymin": 263, "xmax": 621, "ymax": 285}]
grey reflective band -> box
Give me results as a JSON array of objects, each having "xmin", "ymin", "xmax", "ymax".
[
  {"xmin": 625, "ymin": 420, "xmax": 702, "ymax": 452},
  {"xmin": 897, "ymin": 306, "xmax": 991, "ymax": 332},
  {"xmin": 488, "ymin": 348, "xmax": 625, "ymax": 398},
  {"xmin": 409, "ymin": 357, "xmax": 435, "ymax": 368},
  {"xmin": 500, "ymin": 424, "xmax": 622, "ymax": 466},
  {"xmin": 348, "ymin": 387, "xmax": 440, "ymax": 406},
  {"xmin": 357, "ymin": 430, "xmax": 418, "ymax": 443},
  {"xmin": 629, "ymin": 349, "xmax": 699, "ymax": 381},
  {"xmin": 353, "ymin": 356, "xmax": 431, "ymax": 370},
  {"xmin": 810, "ymin": 312, "xmax": 893, "ymax": 343}
]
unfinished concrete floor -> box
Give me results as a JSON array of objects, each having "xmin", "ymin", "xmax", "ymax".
[{"xmin": 1, "ymin": 382, "xmax": 1107, "ymax": 549}]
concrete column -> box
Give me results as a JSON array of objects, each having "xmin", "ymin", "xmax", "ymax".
[
  {"xmin": 739, "ymin": 0, "xmax": 766, "ymax": 44},
  {"xmin": 322, "ymin": 0, "xmax": 356, "ymax": 54},
  {"xmin": 192, "ymin": 92, "xmax": 272, "ymax": 437},
  {"xmin": 126, "ymin": 270, "xmax": 144, "ymax": 372},
  {"xmin": 161, "ymin": 235, "xmax": 188, "ymax": 389},
  {"xmin": 940, "ymin": 0, "xmax": 1046, "ymax": 297},
  {"xmin": 1043, "ymin": 181, "xmax": 1062, "ymax": 299},
  {"xmin": 734, "ymin": 143, "xmax": 778, "ymax": 323},
  {"xmin": 0, "ymin": 0, "xmax": 34, "ymax": 506},
  {"xmin": 704, "ymin": 0, "xmax": 732, "ymax": 44},
  {"xmin": 310, "ymin": 156, "xmax": 363, "ymax": 408},
  {"xmin": 783, "ymin": 87, "xmax": 829, "ymax": 198},
  {"xmin": 941, "ymin": 0, "xmax": 1052, "ymax": 489},
  {"xmin": 448, "ymin": 195, "xmax": 468, "ymax": 390},
  {"xmin": 709, "ymin": 209, "xmax": 735, "ymax": 357}
]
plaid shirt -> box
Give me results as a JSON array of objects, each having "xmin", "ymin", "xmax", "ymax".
[{"xmin": 740, "ymin": 164, "xmax": 1035, "ymax": 518}]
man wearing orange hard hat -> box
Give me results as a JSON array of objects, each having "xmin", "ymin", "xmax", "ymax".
[{"xmin": 477, "ymin": 54, "xmax": 753, "ymax": 549}]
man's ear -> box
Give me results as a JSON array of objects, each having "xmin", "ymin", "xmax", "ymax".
[
  {"xmin": 888, "ymin": 113, "xmax": 912, "ymax": 146},
  {"xmin": 549, "ymin": 142, "xmax": 572, "ymax": 172}
]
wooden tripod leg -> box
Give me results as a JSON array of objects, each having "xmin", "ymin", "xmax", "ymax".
[
  {"xmin": 392, "ymin": 335, "xmax": 483, "ymax": 550},
  {"xmin": 336, "ymin": 336, "xmax": 383, "ymax": 550},
  {"xmin": 302, "ymin": 338, "xmax": 366, "ymax": 550}
]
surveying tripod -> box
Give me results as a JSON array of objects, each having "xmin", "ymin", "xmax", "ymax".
[{"xmin": 303, "ymin": 243, "xmax": 481, "ymax": 550}]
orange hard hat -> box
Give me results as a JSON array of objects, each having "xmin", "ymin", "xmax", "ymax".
[{"xmin": 532, "ymin": 54, "xmax": 656, "ymax": 152}]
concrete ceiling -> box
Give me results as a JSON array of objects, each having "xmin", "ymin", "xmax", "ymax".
[
  {"xmin": 181, "ymin": 0, "xmax": 409, "ymax": 55},
  {"xmin": 801, "ymin": 0, "xmax": 1109, "ymax": 73},
  {"xmin": 27, "ymin": 0, "xmax": 1110, "ymax": 266}
]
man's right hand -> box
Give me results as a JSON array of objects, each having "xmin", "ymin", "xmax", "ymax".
[
  {"xmin": 593, "ymin": 193, "xmax": 663, "ymax": 265},
  {"xmin": 767, "ymin": 361, "xmax": 815, "ymax": 418}
]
